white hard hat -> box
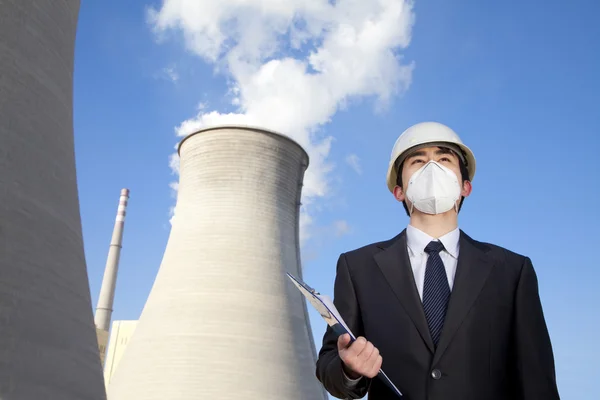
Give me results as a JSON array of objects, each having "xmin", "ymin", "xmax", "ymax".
[{"xmin": 386, "ymin": 122, "xmax": 476, "ymax": 193}]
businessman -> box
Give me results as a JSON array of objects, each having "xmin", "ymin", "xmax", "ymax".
[{"xmin": 315, "ymin": 122, "xmax": 560, "ymax": 399}]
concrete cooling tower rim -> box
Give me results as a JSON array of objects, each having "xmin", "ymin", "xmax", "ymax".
[{"xmin": 176, "ymin": 125, "xmax": 310, "ymax": 167}]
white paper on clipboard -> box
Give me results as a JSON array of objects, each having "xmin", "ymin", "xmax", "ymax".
[
  {"xmin": 287, "ymin": 273, "xmax": 354, "ymax": 337},
  {"xmin": 286, "ymin": 272, "xmax": 403, "ymax": 398}
]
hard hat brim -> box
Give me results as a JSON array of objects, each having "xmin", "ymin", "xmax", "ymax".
[{"xmin": 386, "ymin": 142, "xmax": 476, "ymax": 193}]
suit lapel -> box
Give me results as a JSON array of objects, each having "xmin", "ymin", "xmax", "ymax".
[
  {"xmin": 432, "ymin": 230, "xmax": 494, "ymax": 365},
  {"xmin": 374, "ymin": 230, "xmax": 435, "ymax": 354}
]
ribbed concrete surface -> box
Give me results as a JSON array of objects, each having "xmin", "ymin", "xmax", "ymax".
[
  {"xmin": 0, "ymin": 1, "xmax": 106, "ymax": 399},
  {"xmin": 107, "ymin": 126, "xmax": 327, "ymax": 399}
]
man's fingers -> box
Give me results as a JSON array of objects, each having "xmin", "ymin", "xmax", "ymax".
[
  {"xmin": 337, "ymin": 333, "xmax": 351, "ymax": 351},
  {"xmin": 339, "ymin": 337, "xmax": 365, "ymax": 371},
  {"xmin": 364, "ymin": 348, "xmax": 382, "ymax": 377},
  {"xmin": 356, "ymin": 340, "xmax": 375, "ymax": 360},
  {"xmin": 366, "ymin": 355, "xmax": 383, "ymax": 378},
  {"xmin": 339, "ymin": 336, "xmax": 382, "ymax": 379},
  {"xmin": 353, "ymin": 337, "xmax": 367, "ymax": 352},
  {"xmin": 342, "ymin": 336, "xmax": 367, "ymax": 357}
]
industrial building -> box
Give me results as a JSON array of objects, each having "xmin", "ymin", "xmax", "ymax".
[
  {"xmin": 106, "ymin": 126, "xmax": 328, "ymax": 399},
  {"xmin": 103, "ymin": 320, "xmax": 138, "ymax": 387},
  {"xmin": 0, "ymin": 0, "xmax": 106, "ymax": 398}
]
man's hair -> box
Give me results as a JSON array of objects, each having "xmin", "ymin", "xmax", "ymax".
[{"xmin": 395, "ymin": 147, "xmax": 470, "ymax": 217}]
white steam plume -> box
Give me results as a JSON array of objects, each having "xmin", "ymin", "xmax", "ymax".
[{"xmin": 149, "ymin": 0, "xmax": 416, "ymax": 240}]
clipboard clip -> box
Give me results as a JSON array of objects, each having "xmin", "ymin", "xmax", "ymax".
[{"xmin": 287, "ymin": 272, "xmax": 320, "ymax": 295}]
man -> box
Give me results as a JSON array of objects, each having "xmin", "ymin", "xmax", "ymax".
[{"xmin": 315, "ymin": 122, "xmax": 560, "ymax": 399}]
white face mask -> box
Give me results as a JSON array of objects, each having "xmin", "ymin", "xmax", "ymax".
[{"xmin": 404, "ymin": 161, "xmax": 462, "ymax": 215}]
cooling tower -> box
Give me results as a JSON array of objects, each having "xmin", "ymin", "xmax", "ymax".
[
  {"xmin": 0, "ymin": 0, "xmax": 106, "ymax": 399},
  {"xmin": 107, "ymin": 126, "xmax": 328, "ymax": 400}
]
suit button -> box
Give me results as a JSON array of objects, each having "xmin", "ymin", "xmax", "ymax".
[{"xmin": 431, "ymin": 369, "xmax": 442, "ymax": 380}]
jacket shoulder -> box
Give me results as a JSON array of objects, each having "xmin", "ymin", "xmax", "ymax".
[
  {"xmin": 339, "ymin": 233, "xmax": 402, "ymax": 265},
  {"xmin": 462, "ymin": 231, "xmax": 531, "ymax": 268}
]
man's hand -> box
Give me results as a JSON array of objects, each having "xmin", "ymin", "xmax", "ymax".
[{"xmin": 337, "ymin": 334, "xmax": 382, "ymax": 379}]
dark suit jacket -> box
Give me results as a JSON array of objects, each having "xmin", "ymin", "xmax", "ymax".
[{"xmin": 315, "ymin": 230, "xmax": 560, "ymax": 400}]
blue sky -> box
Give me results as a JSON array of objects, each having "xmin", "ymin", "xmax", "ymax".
[{"xmin": 75, "ymin": 0, "xmax": 599, "ymax": 398}]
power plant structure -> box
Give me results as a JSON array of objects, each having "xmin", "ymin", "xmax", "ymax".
[
  {"xmin": 0, "ymin": 0, "xmax": 106, "ymax": 399},
  {"xmin": 95, "ymin": 189, "xmax": 131, "ymax": 365},
  {"xmin": 102, "ymin": 320, "xmax": 138, "ymax": 387},
  {"xmin": 107, "ymin": 126, "xmax": 328, "ymax": 399}
]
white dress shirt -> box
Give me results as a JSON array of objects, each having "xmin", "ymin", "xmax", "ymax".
[
  {"xmin": 343, "ymin": 225, "xmax": 460, "ymax": 386},
  {"xmin": 405, "ymin": 224, "xmax": 460, "ymax": 299}
]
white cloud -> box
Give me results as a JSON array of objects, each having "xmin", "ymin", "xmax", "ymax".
[
  {"xmin": 346, "ymin": 153, "xmax": 362, "ymax": 175},
  {"xmin": 333, "ymin": 220, "xmax": 352, "ymax": 237},
  {"xmin": 149, "ymin": 0, "xmax": 415, "ymax": 239},
  {"xmin": 164, "ymin": 66, "xmax": 179, "ymax": 82},
  {"xmin": 168, "ymin": 181, "xmax": 179, "ymax": 196},
  {"xmin": 168, "ymin": 151, "xmax": 180, "ymax": 175},
  {"xmin": 155, "ymin": 64, "xmax": 179, "ymax": 82},
  {"xmin": 299, "ymin": 206, "xmax": 313, "ymax": 245}
]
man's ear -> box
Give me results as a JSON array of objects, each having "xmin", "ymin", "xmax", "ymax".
[
  {"xmin": 393, "ymin": 185, "xmax": 405, "ymax": 202},
  {"xmin": 461, "ymin": 180, "xmax": 472, "ymax": 198}
]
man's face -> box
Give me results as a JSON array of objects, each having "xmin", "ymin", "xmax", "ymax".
[{"xmin": 393, "ymin": 145, "xmax": 472, "ymax": 206}]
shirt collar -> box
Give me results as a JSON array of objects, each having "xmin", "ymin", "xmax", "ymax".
[{"xmin": 406, "ymin": 224, "xmax": 460, "ymax": 259}]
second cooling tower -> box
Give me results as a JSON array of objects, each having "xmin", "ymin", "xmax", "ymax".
[{"xmin": 107, "ymin": 126, "xmax": 327, "ymax": 399}]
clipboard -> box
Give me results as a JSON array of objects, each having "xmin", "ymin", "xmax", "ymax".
[{"xmin": 286, "ymin": 272, "xmax": 403, "ymax": 398}]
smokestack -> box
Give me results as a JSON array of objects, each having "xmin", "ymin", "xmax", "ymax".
[
  {"xmin": 0, "ymin": 1, "xmax": 106, "ymax": 398},
  {"xmin": 107, "ymin": 126, "xmax": 328, "ymax": 399},
  {"xmin": 95, "ymin": 188, "xmax": 130, "ymax": 332}
]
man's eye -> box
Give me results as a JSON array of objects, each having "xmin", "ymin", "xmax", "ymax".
[{"xmin": 440, "ymin": 157, "xmax": 451, "ymax": 162}]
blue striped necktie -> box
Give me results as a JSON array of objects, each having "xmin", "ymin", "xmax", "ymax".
[{"xmin": 422, "ymin": 240, "xmax": 450, "ymax": 347}]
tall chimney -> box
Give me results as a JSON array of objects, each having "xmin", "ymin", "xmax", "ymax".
[
  {"xmin": 95, "ymin": 188, "xmax": 130, "ymax": 332},
  {"xmin": 107, "ymin": 126, "xmax": 328, "ymax": 400},
  {"xmin": 0, "ymin": 0, "xmax": 106, "ymax": 398}
]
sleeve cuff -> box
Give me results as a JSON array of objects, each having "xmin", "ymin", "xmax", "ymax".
[{"xmin": 342, "ymin": 368, "xmax": 363, "ymax": 387}]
